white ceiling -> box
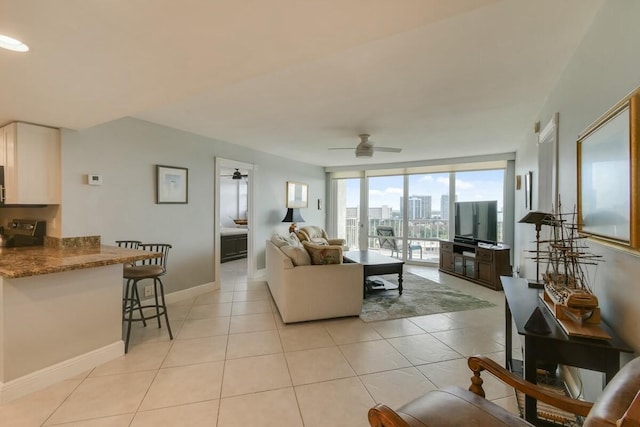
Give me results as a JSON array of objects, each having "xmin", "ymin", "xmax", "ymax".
[{"xmin": 1, "ymin": 0, "xmax": 603, "ymax": 167}]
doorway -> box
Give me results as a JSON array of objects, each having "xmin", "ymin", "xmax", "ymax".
[{"xmin": 214, "ymin": 158, "xmax": 255, "ymax": 286}]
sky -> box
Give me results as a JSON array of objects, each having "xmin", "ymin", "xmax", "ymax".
[{"xmin": 345, "ymin": 169, "xmax": 505, "ymax": 212}]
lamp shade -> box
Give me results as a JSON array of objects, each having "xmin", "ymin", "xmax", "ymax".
[
  {"xmin": 519, "ymin": 211, "xmax": 553, "ymax": 226},
  {"xmin": 281, "ymin": 208, "xmax": 305, "ymax": 223}
]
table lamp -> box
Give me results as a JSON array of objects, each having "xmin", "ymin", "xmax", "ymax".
[
  {"xmin": 518, "ymin": 211, "xmax": 554, "ymax": 288},
  {"xmin": 282, "ymin": 208, "xmax": 305, "ymax": 233}
]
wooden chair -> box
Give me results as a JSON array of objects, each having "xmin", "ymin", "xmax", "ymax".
[
  {"xmin": 376, "ymin": 226, "xmax": 422, "ymax": 260},
  {"xmin": 368, "ymin": 355, "xmax": 640, "ymax": 427}
]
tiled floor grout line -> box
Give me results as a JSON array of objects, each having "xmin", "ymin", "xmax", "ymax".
[
  {"xmin": 0, "ymin": 261, "xmax": 519, "ymax": 426},
  {"xmin": 39, "ymin": 371, "xmax": 90, "ymax": 427}
]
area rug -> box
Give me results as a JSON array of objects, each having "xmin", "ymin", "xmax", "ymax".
[{"xmin": 360, "ymin": 272, "xmax": 495, "ymax": 322}]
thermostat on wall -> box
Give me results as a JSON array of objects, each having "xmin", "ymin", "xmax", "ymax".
[{"xmin": 88, "ymin": 174, "xmax": 103, "ymax": 185}]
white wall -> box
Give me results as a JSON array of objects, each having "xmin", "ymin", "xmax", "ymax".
[
  {"xmin": 61, "ymin": 117, "xmax": 326, "ymax": 292},
  {"xmin": 514, "ymin": 0, "xmax": 640, "ymax": 355}
]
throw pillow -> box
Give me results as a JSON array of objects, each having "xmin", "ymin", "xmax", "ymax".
[
  {"xmin": 302, "ymin": 241, "xmax": 343, "ymax": 265},
  {"xmin": 270, "ymin": 233, "xmax": 290, "ymax": 247},
  {"xmin": 280, "ymin": 244, "xmax": 311, "ymax": 266},
  {"xmin": 287, "ymin": 232, "xmax": 303, "ymax": 247},
  {"xmin": 310, "ymin": 237, "xmax": 329, "ymax": 245}
]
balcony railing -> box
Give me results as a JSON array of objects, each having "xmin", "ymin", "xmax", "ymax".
[{"xmin": 340, "ymin": 217, "xmax": 503, "ymax": 263}]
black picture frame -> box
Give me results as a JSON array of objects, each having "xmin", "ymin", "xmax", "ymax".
[{"xmin": 156, "ymin": 165, "xmax": 188, "ymax": 204}]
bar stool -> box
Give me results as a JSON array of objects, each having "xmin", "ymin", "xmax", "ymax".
[
  {"xmin": 116, "ymin": 240, "xmax": 146, "ymax": 328},
  {"xmin": 122, "ymin": 243, "xmax": 173, "ymax": 353}
]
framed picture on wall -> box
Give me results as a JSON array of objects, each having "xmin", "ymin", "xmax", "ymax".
[
  {"xmin": 156, "ymin": 165, "xmax": 188, "ymax": 204},
  {"xmin": 286, "ymin": 181, "xmax": 308, "ymax": 208},
  {"xmin": 578, "ymin": 87, "xmax": 640, "ymax": 249}
]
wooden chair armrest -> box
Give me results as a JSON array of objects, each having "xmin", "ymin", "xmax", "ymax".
[
  {"xmin": 467, "ymin": 356, "xmax": 594, "ymax": 417},
  {"xmin": 368, "ymin": 404, "xmax": 411, "ymax": 427},
  {"xmin": 617, "ymin": 390, "xmax": 640, "ymax": 427}
]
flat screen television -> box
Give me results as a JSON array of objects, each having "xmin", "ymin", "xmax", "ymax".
[{"xmin": 454, "ymin": 200, "xmax": 498, "ymax": 244}]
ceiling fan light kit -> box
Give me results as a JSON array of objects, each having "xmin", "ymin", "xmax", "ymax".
[
  {"xmin": 222, "ymin": 168, "xmax": 248, "ymax": 180},
  {"xmin": 329, "ymin": 133, "xmax": 401, "ymax": 158},
  {"xmin": 355, "ymin": 146, "xmax": 374, "ymax": 157}
]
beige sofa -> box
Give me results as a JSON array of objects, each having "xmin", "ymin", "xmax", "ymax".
[
  {"xmin": 265, "ymin": 239, "xmax": 363, "ymax": 323},
  {"xmin": 297, "ymin": 225, "xmax": 348, "ymax": 249}
]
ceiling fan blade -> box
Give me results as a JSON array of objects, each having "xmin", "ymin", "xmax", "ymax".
[
  {"xmin": 374, "ymin": 147, "xmax": 402, "ymax": 153},
  {"xmin": 328, "ymin": 147, "xmax": 355, "ymax": 150}
]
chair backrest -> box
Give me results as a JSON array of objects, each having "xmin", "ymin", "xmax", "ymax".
[
  {"xmin": 585, "ymin": 356, "xmax": 640, "ymax": 427},
  {"xmin": 376, "ymin": 226, "xmax": 399, "ymax": 251},
  {"xmin": 116, "ymin": 240, "xmax": 142, "ymax": 249},
  {"xmin": 138, "ymin": 243, "xmax": 171, "ymax": 271}
]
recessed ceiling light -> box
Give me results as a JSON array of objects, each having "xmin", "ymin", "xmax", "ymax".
[{"xmin": 0, "ymin": 34, "xmax": 29, "ymax": 52}]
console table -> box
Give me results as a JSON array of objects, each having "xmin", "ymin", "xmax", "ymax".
[
  {"xmin": 438, "ymin": 240, "xmax": 510, "ymax": 290},
  {"xmin": 501, "ymin": 276, "xmax": 633, "ymax": 425}
]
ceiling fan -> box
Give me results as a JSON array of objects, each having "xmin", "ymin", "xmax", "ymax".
[
  {"xmin": 221, "ymin": 168, "xmax": 248, "ymax": 180},
  {"xmin": 329, "ymin": 134, "xmax": 402, "ymax": 158}
]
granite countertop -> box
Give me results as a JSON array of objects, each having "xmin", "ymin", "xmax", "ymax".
[{"xmin": 0, "ymin": 245, "xmax": 159, "ymax": 279}]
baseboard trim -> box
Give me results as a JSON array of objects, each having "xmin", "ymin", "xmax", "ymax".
[
  {"xmin": 0, "ymin": 282, "xmax": 220, "ymax": 404},
  {"xmin": 163, "ymin": 281, "xmax": 218, "ymax": 304},
  {"xmin": 0, "ymin": 341, "xmax": 123, "ymax": 404},
  {"xmin": 253, "ymin": 268, "xmax": 266, "ymax": 280}
]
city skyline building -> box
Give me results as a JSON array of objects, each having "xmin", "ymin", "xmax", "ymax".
[
  {"xmin": 440, "ymin": 194, "xmax": 448, "ymax": 221},
  {"xmin": 400, "ymin": 195, "xmax": 432, "ymax": 219}
]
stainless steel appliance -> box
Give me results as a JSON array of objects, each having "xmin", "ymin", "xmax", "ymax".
[{"xmin": 2, "ymin": 219, "xmax": 46, "ymax": 247}]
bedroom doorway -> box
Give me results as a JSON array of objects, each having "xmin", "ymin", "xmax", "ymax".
[{"xmin": 214, "ymin": 158, "xmax": 255, "ymax": 286}]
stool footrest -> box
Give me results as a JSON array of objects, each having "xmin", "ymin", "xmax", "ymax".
[{"xmin": 123, "ymin": 305, "xmax": 168, "ymax": 322}]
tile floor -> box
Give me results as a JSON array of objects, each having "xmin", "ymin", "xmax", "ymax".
[{"xmin": 0, "ymin": 260, "xmax": 522, "ymax": 426}]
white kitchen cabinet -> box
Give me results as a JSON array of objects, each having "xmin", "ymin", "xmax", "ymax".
[{"xmin": 0, "ymin": 122, "xmax": 61, "ymax": 205}]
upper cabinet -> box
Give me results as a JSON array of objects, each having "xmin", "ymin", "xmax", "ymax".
[{"xmin": 1, "ymin": 122, "xmax": 61, "ymax": 205}]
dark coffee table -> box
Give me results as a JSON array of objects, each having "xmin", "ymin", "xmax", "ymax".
[{"xmin": 343, "ymin": 250, "xmax": 404, "ymax": 298}]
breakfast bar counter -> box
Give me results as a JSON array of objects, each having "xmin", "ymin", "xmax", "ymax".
[
  {"xmin": 0, "ymin": 245, "xmax": 158, "ymax": 278},
  {"xmin": 0, "ymin": 244, "xmax": 155, "ymax": 403}
]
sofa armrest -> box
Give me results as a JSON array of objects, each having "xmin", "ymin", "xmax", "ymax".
[{"xmin": 327, "ymin": 238, "xmax": 346, "ymax": 246}]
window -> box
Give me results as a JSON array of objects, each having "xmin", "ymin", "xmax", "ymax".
[
  {"xmin": 406, "ymin": 173, "xmax": 450, "ymax": 262},
  {"xmin": 330, "ymin": 162, "xmax": 508, "ymax": 263},
  {"xmin": 455, "ymin": 170, "xmax": 505, "ymax": 243}
]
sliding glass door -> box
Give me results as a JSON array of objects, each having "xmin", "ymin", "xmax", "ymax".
[
  {"xmin": 367, "ymin": 175, "xmax": 404, "ymax": 256},
  {"xmin": 330, "ymin": 167, "xmax": 506, "ymax": 264},
  {"xmin": 334, "ymin": 178, "xmax": 361, "ymax": 250},
  {"xmin": 406, "ymin": 173, "xmax": 450, "ymax": 262},
  {"xmin": 454, "ymin": 170, "xmax": 505, "ymax": 243}
]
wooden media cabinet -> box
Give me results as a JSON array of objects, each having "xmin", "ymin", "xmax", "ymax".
[{"xmin": 439, "ymin": 240, "xmax": 511, "ymax": 290}]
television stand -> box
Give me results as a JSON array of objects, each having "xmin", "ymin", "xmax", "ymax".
[{"xmin": 439, "ymin": 240, "xmax": 511, "ymax": 290}]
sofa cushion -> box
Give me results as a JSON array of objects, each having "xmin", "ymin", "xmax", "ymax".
[
  {"xmin": 288, "ymin": 232, "xmax": 302, "ymax": 246},
  {"xmin": 270, "ymin": 233, "xmax": 289, "ymax": 247},
  {"xmin": 302, "ymin": 241, "xmax": 343, "ymax": 265},
  {"xmin": 280, "ymin": 244, "xmax": 311, "ymax": 266},
  {"xmin": 271, "ymin": 232, "xmax": 302, "ymax": 248},
  {"xmin": 310, "ymin": 237, "xmax": 329, "ymax": 245}
]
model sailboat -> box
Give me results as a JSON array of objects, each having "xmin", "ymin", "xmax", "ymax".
[{"xmin": 535, "ymin": 203, "xmax": 606, "ymax": 336}]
